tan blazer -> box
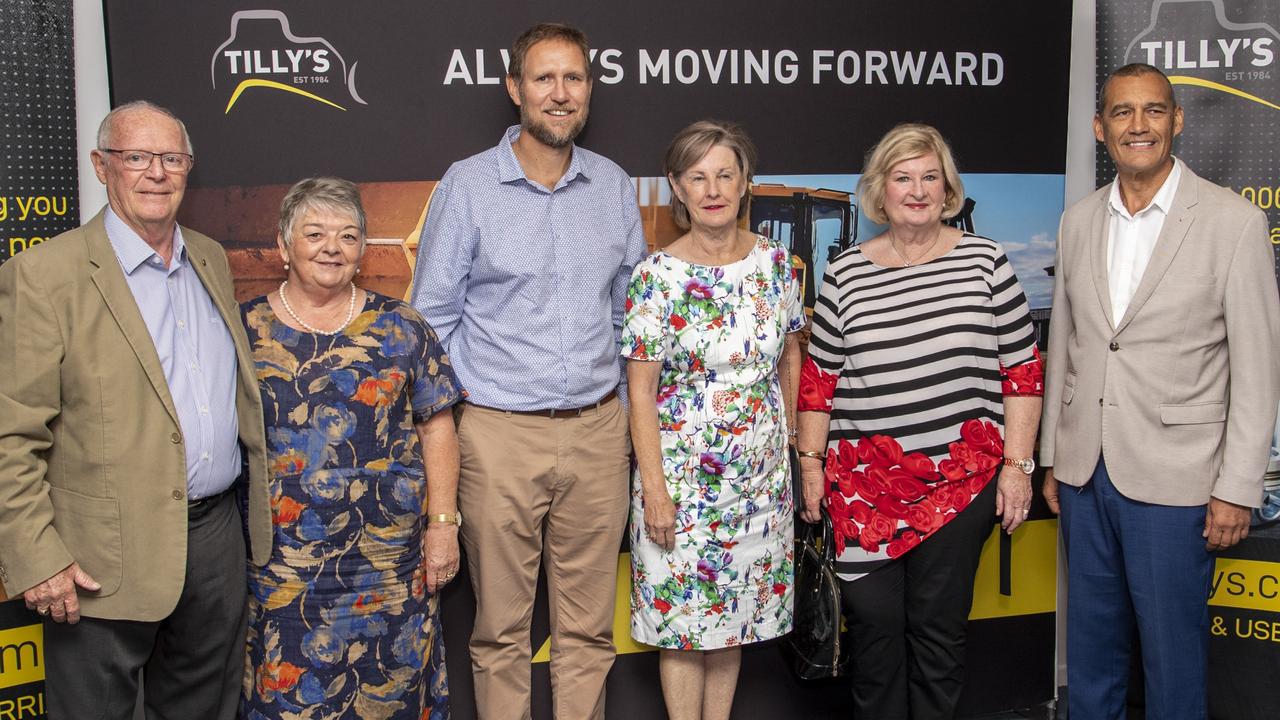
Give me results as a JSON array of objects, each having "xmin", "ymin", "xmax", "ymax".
[
  {"xmin": 1041, "ymin": 163, "xmax": 1280, "ymax": 507},
  {"xmin": 0, "ymin": 210, "xmax": 271, "ymax": 620}
]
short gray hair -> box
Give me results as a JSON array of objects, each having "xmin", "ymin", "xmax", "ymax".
[
  {"xmin": 278, "ymin": 177, "xmax": 367, "ymax": 248},
  {"xmin": 664, "ymin": 120, "xmax": 757, "ymax": 230},
  {"xmin": 97, "ymin": 100, "xmax": 193, "ymax": 155}
]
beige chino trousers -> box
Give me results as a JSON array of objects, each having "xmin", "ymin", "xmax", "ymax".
[{"xmin": 456, "ymin": 397, "xmax": 630, "ymax": 720}]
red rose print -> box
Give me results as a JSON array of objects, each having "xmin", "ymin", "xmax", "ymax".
[
  {"xmin": 838, "ymin": 438, "xmax": 859, "ymax": 471},
  {"xmin": 951, "ymin": 488, "xmax": 972, "ymax": 512},
  {"xmin": 867, "ymin": 513, "xmax": 896, "ymax": 545},
  {"xmin": 885, "ymin": 468, "xmax": 928, "ymax": 501},
  {"xmin": 670, "ymin": 314, "xmax": 687, "ymax": 330},
  {"xmin": 1002, "ymin": 347, "xmax": 1045, "ymax": 396},
  {"xmin": 949, "ymin": 441, "xmax": 979, "ymax": 474},
  {"xmin": 827, "ymin": 493, "xmax": 851, "ymax": 522},
  {"xmin": 654, "ymin": 598, "xmax": 673, "ymax": 614},
  {"xmin": 900, "ymin": 452, "xmax": 939, "ymax": 480},
  {"xmin": 772, "ymin": 583, "xmax": 787, "ymax": 595},
  {"xmin": 837, "ymin": 516, "xmax": 860, "ymax": 542},
  {"xmin": 855, "ymin": 469, "xmax": 887, "ymax": 502},
  {"xmin": 856, "ymin": 437, "xmax": 877, "ymax": 466},
  {"xmin": 938, "ymin": 458, "xmax": 968, "ymax": 481},
  {"xmin": 931, "ymin": 484, "xmax": 954, "ymax": 509},
  {"xmin": 848, "ymin": 499, "xmax": 873, "ymax": 525},
  {"xmin": 887, "ymin": 530, "xmax": 923, "ymax": 558},
  {"xmin": 906, "ymin": 498, "xmax": 943, "ymax": 533},
  {"xmin": 960, "ymin": 419, "xmax": 1004, "ymax": 458},
  {"xmin": 835, "ymin": 467, "xmax": 858, "ymax": 497},
  {"xmin": 876, "ymin": 498, "xmax": 911, "ymax": 520},
  {"xmin": 868, "ymin": 435, "xmax": 904, "ymax": 467}
]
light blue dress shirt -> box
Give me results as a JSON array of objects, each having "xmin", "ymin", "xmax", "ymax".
[
  {"xmin": 104, "ymin": 207, "xmax": 241, "ymax": 499},
  {"xmin": 411, "ymin": 125, "xmax": 647, "ymax": 411}
]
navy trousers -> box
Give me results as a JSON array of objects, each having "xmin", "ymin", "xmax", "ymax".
[{"xmin": 1059, "ymin": 458, "xmax": 1214, "ymax": 720}]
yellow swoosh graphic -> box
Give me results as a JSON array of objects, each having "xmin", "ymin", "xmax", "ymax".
[
  {"xmin": 224, "ymin": 78, "xmax": 347, "ymax": 113},
  {"xmin": 1169, "ymin": 75, "xmax": 1280, "ymax": 111}
]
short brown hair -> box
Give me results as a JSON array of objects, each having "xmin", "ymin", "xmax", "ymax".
[
  {"xmin": 857, "ymin": 123, "xmax": 964, "ymax": 225},
  {"xmin": 509, "ymin": 23, "xmax": 590, "ymax": 80},
  {"xmin": 664, "ymin": 120, "xmax": 758, "ymax": 230},
  {"xmin": 278, "ymin": 177, "xmax": 367, "ymax": 248}
]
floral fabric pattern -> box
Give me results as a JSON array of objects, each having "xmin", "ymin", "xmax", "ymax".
[
  {"xmin": 241, "ymin": 293, "xmax": 462, "ymax": 720},
  {"xmin": 623, "ymin": 236, "xmax": 804, "ymax": 649}
]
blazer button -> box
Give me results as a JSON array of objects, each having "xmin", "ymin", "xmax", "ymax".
[
  {"xmin": 1109, "ymin": 341, "xmax": 1119, "ymax": 352},
  {"xmin": 170, "ymin": 432, "xmax": 182, "ymax": 444},
  {"xmin": 173, "ymin": 489, "xmax": 185, "ymax": 501}
]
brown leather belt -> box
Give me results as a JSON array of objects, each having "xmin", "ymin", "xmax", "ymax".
[{"xmin": 468, "ymin": 389, "xmax": 617, "ymax": 418}]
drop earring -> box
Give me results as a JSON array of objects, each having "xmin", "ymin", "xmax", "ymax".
[{"xmin": 283, "ymin": 261, "xmax": 290, "ymax": 271}]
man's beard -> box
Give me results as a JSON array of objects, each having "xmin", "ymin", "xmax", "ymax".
[{"xmin": 520, "ymin": 103, "xmax": 589, "ymax": 149}]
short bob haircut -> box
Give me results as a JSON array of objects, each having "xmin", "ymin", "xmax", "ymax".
[
  {"xmin": 508, "ymin": 23, "xmax": 590, "ymax": 80},
  {"xmin": 857, "ymin": 123, "xmax": 965, "ymax": 225},
  {"xmin": 97, "ymin": 99, "xmax": 194, "ymax": 155},
  {"xmin": 664, "ymin": 120, "xmax": 757, "ymax": 230},
  {"xmin": 278, "ymin": 177, "xmax": 367, "ymax": 249}
]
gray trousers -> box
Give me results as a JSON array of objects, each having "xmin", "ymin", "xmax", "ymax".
[{"xmin": 42, "ymin": 491, "xmax": 248, "ymax": 720}]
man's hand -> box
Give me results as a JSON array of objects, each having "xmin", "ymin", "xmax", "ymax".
[
  {"xmin": 1042, "ymin": 467, "xmax": 1060, "ymax": 515},
  {"xmin": 1204, "ymin": 497, "xmax": 1252, "ymax": 551},
  {"xmin": 23, "ymin": 562, "xmax": 100, "ymax": 624}
]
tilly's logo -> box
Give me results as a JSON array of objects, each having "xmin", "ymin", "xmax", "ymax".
[
  {"xmin": 1124, "ymin": 0, "xmax": 1278, "ymax": 111},
  {"xmin": 211, "ymin": 9, "xmax": 367, "ymax": 114}
]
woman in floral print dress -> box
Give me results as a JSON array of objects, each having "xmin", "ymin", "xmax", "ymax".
[
  {"xmin": 624, "ymin": 122, "xmax": 803, "ymax": 720},
  {"xmin": 241, "ymin": 178, "xmax": 463, "ymax": 720}
]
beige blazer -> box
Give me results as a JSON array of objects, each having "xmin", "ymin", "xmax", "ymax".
[
  {"xmin": 1041, "ymin": 163, "xmax": 1280, "ymax": 507},
  {"xmin": 0, "ymin": 210, "xmax": 271, "ymax": 620}
]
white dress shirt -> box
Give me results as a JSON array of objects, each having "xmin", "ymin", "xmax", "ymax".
[{"xmin": 1105, "ymin": 159, "xmax": 1183, "ymax": 325}]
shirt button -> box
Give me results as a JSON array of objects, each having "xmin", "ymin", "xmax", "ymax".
[
  {"xmin": 1109, "ymin": 341, "xmax": 1119, "ymax": 352},
  {"xmin": 170, "ymin": 432, "xmax": 182, "ymax": 444},
  {"xmin": 172, "ymin": 489, "xmax": 185, "ymax": 501},
  {"xmin": 177, "ymin": 320, "xmax": 185, "ymax": 329},
  {"xmin": 199, "ymin": 406, "xmax": 209, "ymax": 415},
  {"xmin": 1098, "ymin": 398, "xmax": 1103, "ymax": 406}
]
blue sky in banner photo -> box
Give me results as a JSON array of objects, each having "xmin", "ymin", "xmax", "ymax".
[{"xmin": 754, "ymin": 173, "xmax": 1064, "ymax": 309}]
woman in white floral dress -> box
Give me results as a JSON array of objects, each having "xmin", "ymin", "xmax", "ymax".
[{"xmin": 624, "ymin": 120, "xmax": 803, "ymax": 720}]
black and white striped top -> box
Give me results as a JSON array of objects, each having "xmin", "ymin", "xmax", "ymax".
[{"xmin": 806, "ymin": 233, "xmax": 1039, "ymax": 578}]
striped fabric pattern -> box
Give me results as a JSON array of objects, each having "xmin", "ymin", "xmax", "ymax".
[{"xmin": 807, "ymin": 233, "xmax": 1038, "ymax": 578}]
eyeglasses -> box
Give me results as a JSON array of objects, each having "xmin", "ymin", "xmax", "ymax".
[{"xmin": 100, "ymin": 148, "xmax": 194, "ymax": 173}]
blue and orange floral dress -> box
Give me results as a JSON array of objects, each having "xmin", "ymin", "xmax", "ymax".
[
  {"xmin": 240, "ymin": 293, "xmax": 462, "ymax": 720},
  {"xmin": 623, "ymin": 236, "xmax": 804, "ymax": 650}
]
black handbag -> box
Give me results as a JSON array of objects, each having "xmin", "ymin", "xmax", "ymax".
[{"xmin": 786, "ymin": 500, "xmax": 849, "ymax": 679}]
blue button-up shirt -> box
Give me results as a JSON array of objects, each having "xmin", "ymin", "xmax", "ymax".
[
  {"xmin": 411, "ymin": 125, "xmax": 647, "ymax": 411},
  {"xmin": 105, "ymin": 207, "xmax": 241, "ymax": 499}
]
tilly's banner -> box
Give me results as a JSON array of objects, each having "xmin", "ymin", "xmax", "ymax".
[{"xmin": 102, "ymin": 1, "xmax": 1073, "ymax": 717}]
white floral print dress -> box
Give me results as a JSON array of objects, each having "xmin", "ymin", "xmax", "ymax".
[{"xmin": 623, "ymin": 235, "xmax": 804, "ymax": 649}]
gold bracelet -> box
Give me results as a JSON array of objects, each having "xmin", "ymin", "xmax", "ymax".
[{"xmin": 796, "ymin": 449, "xmax": 826, "ymax": 460}]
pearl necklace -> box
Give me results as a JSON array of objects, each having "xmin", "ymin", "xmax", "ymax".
[
  {"xmin": 278, "ymin": 280, "xmax": 357, "ymax": 335},
  {"xmin": 888, "ymin": 225, "xmax": 943, "ymax": 267}
]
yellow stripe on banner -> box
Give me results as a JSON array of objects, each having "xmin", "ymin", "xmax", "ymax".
[
  {"xmin": 969, "ymin": 519, "xmax": 1058, "ymax": 620},
  {"xmin": 0, "ymin": 623, "xmax": 44, "ymax": 690},
  {"xmin": 224, "ymin": 79, "xmax": 347, "ymax": 114},
  {"xmin": 1208, "ymin": 557, "xmax": 1280, "ymax": 613},
  {"xmin": 533, "ymin": 554, "xmax": 652, "ymax": 664},
  {"xmin": 532, "ymin": 521, "xmax": 1060, "ymax": 663},
  {"xmin": 1168, "ymin": 76, "xmax": 1280, "ymax": 111}
]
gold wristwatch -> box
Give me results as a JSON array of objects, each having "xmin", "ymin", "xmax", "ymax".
[
  {"xmin": 1003, "ymin": 457, "xmax": 1035, "ymax": 475},
  {"xmin": 427, "ymin": 511, "xmax": 463, "ymax": 528}
]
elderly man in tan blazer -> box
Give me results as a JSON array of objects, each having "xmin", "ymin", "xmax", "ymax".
[
  {"xmin": 0, "ymin": 101, "xmax": 270, "ymax": 719},
  {"xmin": 1041, "ymin": 64, "xmax": 1280, "ymax": 720}
]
